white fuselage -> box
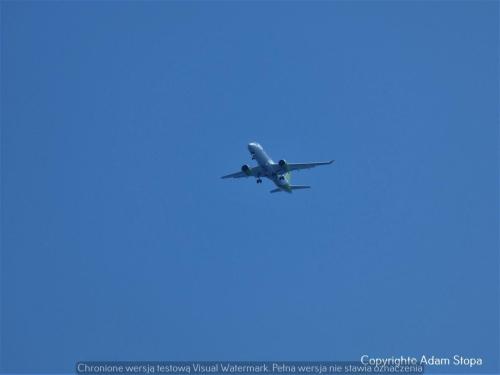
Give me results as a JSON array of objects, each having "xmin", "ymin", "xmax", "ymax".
[{"xmin": 248, "ymin": 142, "xmax": 291, "ymax": 192}]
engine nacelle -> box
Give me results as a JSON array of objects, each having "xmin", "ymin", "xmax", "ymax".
[
  {"xmin": 241, "ymin": 164, "xmax": 252, "ymax": 176},
  {"xmin": 278, "ymin": 159, "xmax": 289, "ymax": 171}
]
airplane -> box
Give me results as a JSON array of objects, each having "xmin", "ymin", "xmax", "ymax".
[{"xmin": 221, "ymin": 142, "xmax": 334, "ymax": 193}]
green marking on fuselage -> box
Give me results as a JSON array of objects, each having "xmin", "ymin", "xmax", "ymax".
[{"xmin": 282, "ymin": 172, "xmax": 292, "ymax": 192}]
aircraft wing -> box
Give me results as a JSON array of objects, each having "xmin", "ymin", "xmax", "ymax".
[
  {"xmin": 284, "ymin": 160, "xmax": 335, "ymax": 172},
  {"xmin": 221, "ymin": 166, "xmax": 262, "ymax": 179}
]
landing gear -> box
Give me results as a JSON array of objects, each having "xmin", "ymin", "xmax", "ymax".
[
  {"xmin": 256, "ymin": 178, "xmax": 263, "ymax": 184},
  {"xmin": 278, "ymin": 175, "xmax": 285, "ymax": 181}
]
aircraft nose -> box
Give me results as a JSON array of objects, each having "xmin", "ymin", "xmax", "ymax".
[{"xmin": 248, "ymin": 142, "xmax": 257, "ymax": 152}]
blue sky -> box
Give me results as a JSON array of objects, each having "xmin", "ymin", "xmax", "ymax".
[{"xmin": 1, "ymin": 1, "xmax": 498, "ymax": 373}]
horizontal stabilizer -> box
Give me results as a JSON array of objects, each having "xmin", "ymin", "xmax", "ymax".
[{"xmin": 270, "ymin": 185, "xmax": 311, "ymax": 193}]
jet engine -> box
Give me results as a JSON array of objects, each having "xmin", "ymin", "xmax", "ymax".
[
  {"xmin": 278, "ymin": 159, "xmax": 289, "ymax": 171},
  {"xmin": 241, "ymin": 164, "xmax": 252, "ymax": 176}
]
